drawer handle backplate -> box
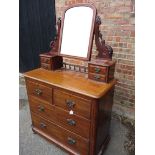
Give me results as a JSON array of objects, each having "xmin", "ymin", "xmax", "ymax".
[
  {"xmin": 66, "ymin": 100, "xmax": 75, "ymax": 108},
  {"xmin": 67, "ymin": 137, "xmax": 76, "ymax": 145},
  {"xmin": 34, "ymin": 88, "xmax": 42, "ymax": 96},
  {"xmin": 67, "ymin": 119, "xmax": 76, "ymax": 126},
  {"xmin": 94, "ymin": 75, "xmax": 100, "ymax": 80},
  {"xmin": 94, "ymin": 67, "xmax": 101, "ymax": 73},
  {"xmin": 40, "ymin": 122, "xmax": 46, "ymax": 128},
  {"xmin": 38, "ymin": 105, "xmax": 45, "ymax": 112}
]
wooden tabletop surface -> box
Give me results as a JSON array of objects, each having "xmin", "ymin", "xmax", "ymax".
[{"xmin": 24, "ymin": 68, "xmax": 116, "ymax": 99}]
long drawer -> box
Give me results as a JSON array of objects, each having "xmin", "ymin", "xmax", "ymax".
[
  {"xmin": 53, "ymin": 89, "xmax": 91, "ymax": 119},
  {"xmin": 26, "ymin": 80, "xmax": 52, "ymax": 103},
  {"xmin": 31, "ymin": 113, "xmax": 89, "ymax": 155},
  {"xmin": 29, "ymin": 96, "xmax": 90, "ymax": 139}
]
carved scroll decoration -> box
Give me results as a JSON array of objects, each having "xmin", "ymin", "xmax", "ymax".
[
  {"xmin": 49, "ymin": 17, "xmax": 61, "ymax": 54},
  {"xmin": 95, "ymin": 16, "xmax": 113, "ymax": 60}
]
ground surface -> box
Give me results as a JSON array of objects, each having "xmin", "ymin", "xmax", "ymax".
[{"xmin": 19, "ymin": 100, "xmax": 128, "ymax": 155}]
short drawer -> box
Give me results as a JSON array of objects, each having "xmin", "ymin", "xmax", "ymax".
[
  {"xmin": 55, "ymin": 107, "xmax": 90, "ymax": 139},
  {"xmin": 31, "ymin": 113, "xmax": 89, "ymax": 155},
  {"xmin": 88, "ymin": 64, "xmax": 107, "ymax": 74},
  {"xmin": 26, "ymin": 80, "xmax": 52, "ymax": 103},
  {"xmin": 88, "ymin": 73, "xmax": 107, "ymax": 82},
  {"xmin": 29, "ymin": 97, "xmax": 56, "ymax": 123},
  {"xmin": 40, "ymin": 57, "xmax": 50, "ymax": 64},
  {"xmin": 41, "ymin": 63, "xmax": 51, "ymax": 70},
  {"xmin": 53, "ymin": 89, "xmax": 91, "ymax": 119}
]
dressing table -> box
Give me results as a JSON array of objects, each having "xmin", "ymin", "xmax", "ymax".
[{"xmin": 24, "ymin": 3, "xmax": 116, "ymax": 155}]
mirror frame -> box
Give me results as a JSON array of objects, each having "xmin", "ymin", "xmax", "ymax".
[{"xmin": 58, "ymin": 3, "xmax": 97, "ymax": 61}]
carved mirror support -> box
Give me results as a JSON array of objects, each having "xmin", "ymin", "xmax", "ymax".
[
  {"xmin": 49, "ymin": 17, "xmax": 62, "ymax": 55},
  {"xmin": 95, "ymin": 16, "xmax": 113, "ymax": 60}
]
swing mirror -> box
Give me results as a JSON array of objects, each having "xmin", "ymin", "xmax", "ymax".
[{"xmin": 58, "ymin": 4, "xmax": 96, "ymax": 60}]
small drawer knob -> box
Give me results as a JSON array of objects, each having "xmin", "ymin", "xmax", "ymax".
[
  {"xmin": 40, "ymin": 122, "xmax": 46, "ymax": 128},
  {"xmin": 67, "ymin": 137, "xmax": 76, "ymax": 145},
  {"xmin": 42, "ymin": 65, "xmax": 48, "ymax": 69},
  {"xmin": 67, "ymin": 119, "xmax": 76, "ymax": 126},
  {"xmin": 66, "ymin": 100, "xmax": 75, "ymax": 108},
  {"xmin": 38, "ymin": 105, "xmax": 45, "ymax": 112},
  {"xmin": 94, "ymin": 67, "xmax": 101, "ymax": 73},
  {"xmin": 41, "ymin": 63, "xmax": 47, "ymax": 69},
  {"xmin": 45, "ymin": 59, "xmax": 49, "ymax": 63}
]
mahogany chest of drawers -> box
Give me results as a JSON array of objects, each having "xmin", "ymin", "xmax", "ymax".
[{"xmin": 24, "ymin": 68, "xmax": 116, "ymax": 155}]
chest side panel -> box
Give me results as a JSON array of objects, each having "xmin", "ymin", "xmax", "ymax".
[{"xmin": 95, "ymin": 88, "xmax": 114, "ymax": 155}]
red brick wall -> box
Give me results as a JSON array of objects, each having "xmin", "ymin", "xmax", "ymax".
[{"xmin": 55, "ymin": 0, "xmax": 135, "ymax": 119}]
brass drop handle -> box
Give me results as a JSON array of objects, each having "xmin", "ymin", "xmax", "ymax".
[
  {"xmin": 38, "ymin": 105, "xmax": 45, "ymax": 112},
  {"xmin": 66, "ymin": 100, "xmax": 75, "ymax": 108},
  {"xmin": 34, "ymin": 88, "xmax": 42, "ymax": 96},
  {"xmin": 94, "ymin": 75, "xmax": 100, "ymax": 80},
  {"xmin": 67, "ymin": 137, "xmax": 76, "ymax": 145},
  {"xmin": 40, "ymin": 122, "xmax": 46, "ymax": 128},
  {"xmin": 67, "ymin": 119, "xmax": 76, "ymax": 126},
  {"xmin": 95, "ymin": 67, "xmax": 101, "ymax": 73}
]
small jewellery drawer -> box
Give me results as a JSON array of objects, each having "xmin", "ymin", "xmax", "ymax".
[
  {"xmin": 88, "ymin": 60, "xmax": 116, "ymax": 83},
  {"xmin": 88, "ymin": 73, "xmax": 107, "ymax": 82},
  {"xmin": 29, "ymin": 97, "xmax": 57, "ymax": 123},
  {"xmin": 41, "ymin": 63, "xmax": 51, "ymax": 70},
  {"xmin": 55, "ymin": 106, "xmax": 90, "ymax": 139},
  {"xmin": 26, "ymin": 80, "xmax": 52, "ymax": 103},
  {"xmin": 40, "ymin": 57, "xmax": 50, "ymax": 64},
  {"xmin": 31, "ymin": 113, "xmax": 89, "ymax": 155},
  {"xmin": 53, "ymin": 89, "xmax": 91, "ymax": 119},
  {"xmin": 88, "ymin": 64, "xmax": 107, "ymax": 74}
]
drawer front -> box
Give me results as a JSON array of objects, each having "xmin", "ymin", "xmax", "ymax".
[
  {"xmin": 29, "ymin": 97, "xmax": 90, "ymax": 139},
  {"xmin": 53, "ymin": 89, "xmax": 91, "ymax": 119},
  {"xmin": 32, "ymin": 113, "xmax": 89, "ymax": 155},
  {"xmin": 55, "ymin": 107, "xmax": 90, "ymax": 139},
  {"xmin": 89, "ymin": 64, "xmax": 107, "ymax": 74},
  {"xmin": 29, "ymin": 97, "xmax": 57, "ymax": 123},
  {"xmin": 26, "ymin": 80, "xmax": 52, "ymax": 103},
  {"xmin": 40, "ymin": 57, "xmax": 50, "ymax": 64},
  {"xmin": 41, "ymin": 63, "xmax": 51, "ymax": 70},
  {"xmin": 88, "ymin": 73, "xmax": 107, "ymax": 82}
]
